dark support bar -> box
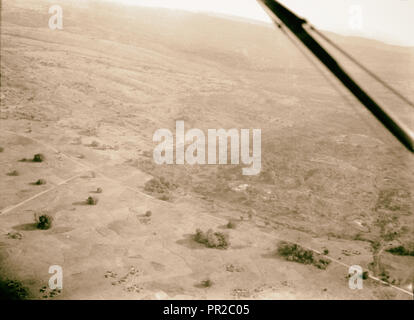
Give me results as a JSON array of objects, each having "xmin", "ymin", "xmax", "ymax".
[{"xmin": 258, "ymin": 0, "xmax": 414, "ymax": 152}]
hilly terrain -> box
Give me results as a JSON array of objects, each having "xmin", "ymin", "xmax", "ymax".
[{"xmin": 1, "ymin": 0, "xmax": 413, "ymax": 299}]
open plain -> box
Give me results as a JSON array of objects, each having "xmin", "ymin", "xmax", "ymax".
[{"xmin": 0, "ymin": 0, "xmax": 413, "ymax": 299}]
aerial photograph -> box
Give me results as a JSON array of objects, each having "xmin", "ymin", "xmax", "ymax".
[{"xmin": 0, "ymin": 0, "xmax": 413, "ymax": 304}]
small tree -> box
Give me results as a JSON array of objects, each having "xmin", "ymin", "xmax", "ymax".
[
  {"xmin": 35, "ymin": 179, "xmax": 46, "ymax": 185},
  {"xmin": 86, "ymin": 196, "xmax": 98, "ymax": 205},
  {"xmin": 194, "ymin": 228, "xmax": 230, "ymax": 249},
  {"xmin": 277, "ymin": 241, "xmax": 330, "ymax": 269},
  {"xmin": 226, "ymin": 220, "xmax": 237, "ymax": 229},
  {"xmin": 200, "ymin": 279, "xmax": 213, "ymax": 288},
  {"xmin": 386, "ymin": 245, "xmax": 414, "ymax": 256},
  {"xmin": 277, "ymin": 242, "xmax": 314, "ymax": 264},
  {"xmin": 35, "ymin": 214, "xmax": 53, "ymax": 230},
  {"xmin": 33, "ymin": 154, "xmax": 45, "ymax": 162}
]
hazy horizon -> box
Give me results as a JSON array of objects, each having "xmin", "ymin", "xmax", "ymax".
[{"xmin": 99, "ymin": 0, "xmax": 414, "ymax": 47}]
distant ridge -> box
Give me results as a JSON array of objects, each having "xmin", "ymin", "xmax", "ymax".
[{"xmin": 203, "ymin": 11, "xmax": 273, "ymax": 28}]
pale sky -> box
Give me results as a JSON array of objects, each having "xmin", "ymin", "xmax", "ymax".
[{"xmin": 104, "ymin": 0, "xmax": 414, "ymax": 47}]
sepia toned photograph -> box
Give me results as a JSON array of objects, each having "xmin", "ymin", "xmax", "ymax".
[{"xmin": 0, "ymin": 0, "xmax": 413, "ymax": 304}]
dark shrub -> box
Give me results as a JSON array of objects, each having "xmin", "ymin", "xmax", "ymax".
[
  {"xmin": 226, "ymin": 221, "xmax": 237, "ymax": 229},
  {"xmin": 386, "ymin": 245, "xmax": 414, "ymax": 256},
  {"xmin": 7, "ymin": 170, "xmax": 19, "ymax": 176},
  {"xmin": 0, "ymin": 279, "xmax": 29, "ymax": 300},
  {"xmin": 35, "ymin": 179, "xmax": 46, "ymax": 185},
  {"xmin": 0, "ymin": 147, "xmax": 4, "ymax": 152},
  {"xmin": 362, "ymin": 271, "xmax": 369, "ymax": 280},
  {"xmin": 277, "ymin": 242, "xmax": 314, "ymax": 264},
  {"xmin": 144, "ymin": 177, "xmax": 176, "ymax": 194},
  {"xmin": 7, "ymin": 232, "xmax": 23, "ymax": 240},
  {"xmin": 96, "ymin": 187, "xmax": 103, "ymax": 193},
  {"xmin": 33, "ymin": 154, "xmax": 45, "ymax": 162},
  {"xmin": 380, "ymin": 270, "xmax": 390, "ymax": 282},
  {"xmin": 86, "ymin": 196, "xmax": 98, "ymax": 205},
  {"xmin": 314, "ymin": 258, "xmax": 331, "ymax": 270},
  {"xmin": 144, "ymin": 177, "xmax": 177, "ymax": 201},
  {"xmin": 200, "ymin": 279, "xmax": 213, "ymax": 288},
  {"xmin": 194, "ymin": 228, "xmax": 230, "ymax": 249},
  {"xmin": 35, "ymin": 214, "xmax": 53, "ymax": 230},
  {"xmin": 145, "ymin": 210, "xmax": 152, "ymax": 217},
  {"xmin": 277, "ymin": 241, "xmax": 331, "ymax": 269}
]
